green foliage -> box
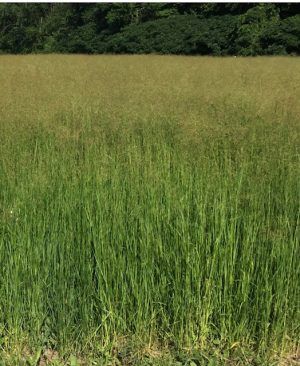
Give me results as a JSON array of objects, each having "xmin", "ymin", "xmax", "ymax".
[
  {"xmin": 0, "ymin": 3, "xmax": 299, "ymax": 55},
  {"xmin": 0, "ymin": 4, "xmax": 45, "ymax": 53},
  {"xmin": 260, "ymin": 14, "xmax": 300, "ymax": 55},
  {"xmin": 105, "ymin": 15, "xmax": 238, "ymax": 55},
  {"xmin": 235, "ymin": 4, "xmax": 281, "ymax": 55}
]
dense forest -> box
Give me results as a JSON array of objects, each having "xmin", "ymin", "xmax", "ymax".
[{"xmin": 0, "ymin": 3, "xmax": 299, "ymax": 55}]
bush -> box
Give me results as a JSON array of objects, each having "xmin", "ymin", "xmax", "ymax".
[
  {"xmin": 234, "ymin": 5, "xmax": 280, "ymax": 56},
  {"xmin": 259, "ymin": 14, "xmax": 300, "ymax": 55},
  {"xmin": 104, "ymin": 15, "xmax": 239, "ymax": 55}
]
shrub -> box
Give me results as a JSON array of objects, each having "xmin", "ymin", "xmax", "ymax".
[
  {"xmin": 258, "ymin": 14, "xmax": 300, "ymax": 55},
  {"xmin": 104, "ymin": 15, "xmax": 239, "ymax": 55}
]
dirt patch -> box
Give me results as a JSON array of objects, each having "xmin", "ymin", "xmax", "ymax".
[{"xmin": 38, "ymin": 349, "xmax": 59, "ymax": 366}]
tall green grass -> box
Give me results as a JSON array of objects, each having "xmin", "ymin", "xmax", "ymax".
[{"xmin": 0, "ymin": 55, "xmax": 299, "ymax": 364}]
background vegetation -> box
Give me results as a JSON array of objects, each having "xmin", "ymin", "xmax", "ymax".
[
  {"xmin": 0, "ymin": 55, "xmax": 299, "ymax": 365},
  {"xmin": 0, "ymin": 3, "xmax": 299, "ymax": 55}
]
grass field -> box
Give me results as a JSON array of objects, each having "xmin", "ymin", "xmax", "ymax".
[{"xmin": 0, "ymin": 55, "xmax": 299, "ymax": 365}]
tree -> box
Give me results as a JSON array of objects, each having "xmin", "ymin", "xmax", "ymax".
[
  {"xmin": 105, "ymin": 15, "xmax": 238, "ymax": 55},
  {"xmin": 0, "ymin": 3, "xmax": 299, "ymax": 55},
  {"xmin": 235, "ymin": 4, "xmax": 280, "ymax": 55}
]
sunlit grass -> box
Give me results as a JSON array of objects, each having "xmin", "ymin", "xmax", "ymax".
[{"xmin": 0, "ymin": 55, "xmax": 299, "ymax": 365}]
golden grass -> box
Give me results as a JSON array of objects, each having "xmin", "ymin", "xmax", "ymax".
[{"xmin": 0, "ymin": 55, "xmax": 299, "ymax": 125}]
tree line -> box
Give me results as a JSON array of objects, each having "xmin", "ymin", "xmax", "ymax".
[{"xmin": 0, "ymin": 3, "xmax": 299, "ymax": 55}]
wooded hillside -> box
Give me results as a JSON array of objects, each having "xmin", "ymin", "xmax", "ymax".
[{"xmin": 0, "ymin": 3, "xmax": 299, "ymax": 55}]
